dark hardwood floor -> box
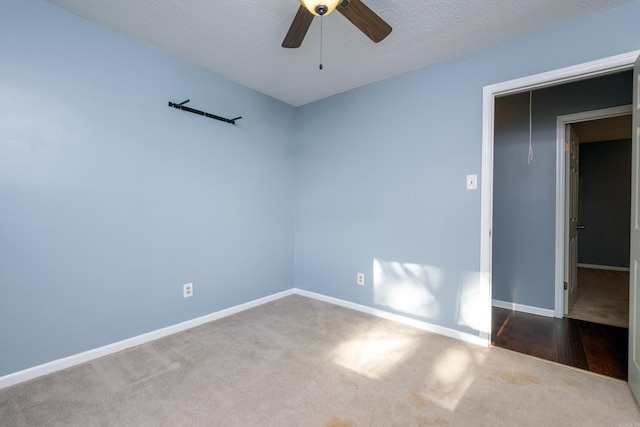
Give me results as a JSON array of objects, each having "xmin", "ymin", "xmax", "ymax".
[{"xmin": 492, "ymin": 307, "xmax": 628, "ymax": 380}]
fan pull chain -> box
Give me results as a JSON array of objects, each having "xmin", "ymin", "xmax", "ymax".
[
  {"xmin": 319, "ymin": 16, "xmax": 323, "ymax": 70},
  {"xmin": 528, "ymin": 90, "xmax": 534, "ymax": 164}
]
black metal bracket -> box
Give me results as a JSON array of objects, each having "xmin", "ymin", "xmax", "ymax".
[{"xmin": 168, "ymin": 100, "xmax": 242, "ymax": 125}]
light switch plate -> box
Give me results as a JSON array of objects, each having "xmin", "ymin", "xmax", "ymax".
[{"xmin": 466, "ymin": 174, "xmax": 478, "ymax": 190}]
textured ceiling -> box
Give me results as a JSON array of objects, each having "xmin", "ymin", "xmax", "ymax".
[{"xmin": 45, "ymin": 0, "xmax": 634, "ymax": 106}]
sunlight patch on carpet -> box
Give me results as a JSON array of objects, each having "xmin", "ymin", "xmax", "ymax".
[
  {"xmin": 330, "ymin": 327, "xmax": 418, "ymax": 379},
  {"xmin": 428, "ymin": 345, "xmax": 488, "ymax": 411}
]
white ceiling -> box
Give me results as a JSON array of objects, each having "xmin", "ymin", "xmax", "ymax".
[{"xmin": 45, "ymin": 0, "xmax": 633, "ymax": 106}]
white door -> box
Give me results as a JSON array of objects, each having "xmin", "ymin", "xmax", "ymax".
[
  {"xmin": 629, "ymin": 54, "xmax": 640, "ymax": 403},
  {"xmin": 564, "ymin": 124, "xmax": 580, "ymax": 314}
]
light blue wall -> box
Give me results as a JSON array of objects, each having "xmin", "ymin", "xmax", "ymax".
[
  {"xmin": 492, "ymin": 73, "xmax": 632, "ymax": 308},
  {"xmin": 292, "ymin": 1, "xmax": 640, "ymax": 334},
  {"xmin": 0, "ymin": 1, "xmax": 295, "ymax": 376}
]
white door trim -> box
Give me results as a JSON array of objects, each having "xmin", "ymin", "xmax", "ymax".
[
  {"xmin": 481, "ymin": 50, "xmax": 640, "ymax": 340},
  {"xmin": 555, "ymin": 105, "xmax": 632, "ymax": 317}
]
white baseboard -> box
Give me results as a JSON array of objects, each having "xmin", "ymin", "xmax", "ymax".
[
  {"xmin": 577, "ymin": 263, "xmax": 630, "ymax": 272},
  {"xmin": 0, "ymin": 289, "xmax": 295, "ymax": 390},
  {"xmin": 293, "ymin": 289, "xmax": 489, "ymax": 347},
  {"xmin": 1, "ymin": 287, "xmax": 489, "ymax": 390},
  {"xmin": 492, "ymin": 299, "xmax": 555, "ymax": 318}
]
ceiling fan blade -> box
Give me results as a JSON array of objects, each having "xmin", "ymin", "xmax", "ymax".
[
  {"xmin": 282, "ymin": 5, "xmax": 315, "ymax": 48},
  {"xmin": 337, "ymin": 0, "xmax": 392, "ymax": 43}
]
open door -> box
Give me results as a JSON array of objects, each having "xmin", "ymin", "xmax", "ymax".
[
  {"xmin": 565, "ymin": 124, "xmax": 580, "ymax": 314},
  {"xmin": 629, "ymin": 54, "xmax": 640, "ymax": 403}
]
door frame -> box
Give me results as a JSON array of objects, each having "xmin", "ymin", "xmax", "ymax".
[
  {"xmin": 555, "ymin": 106, "xmax": 632, "ymax": 318},
  {"xmin": 480, "ymin": 50, "xmax": 640, "ymax": 341}
]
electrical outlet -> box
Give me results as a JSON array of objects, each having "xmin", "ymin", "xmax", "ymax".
[
  {"xmin": 357, "ymin": 273, "xmax": 365, "ymax": 286},
  {"xmin": 183, "ymin": 283, "xmax": 193, "ymax": 298}
]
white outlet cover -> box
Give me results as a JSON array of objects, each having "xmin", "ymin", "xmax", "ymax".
[
  {"xmin": 466, "ymin": 174, "xmax": 478, "ymax": 190},
  {"xmin": 357, "ymin": 273, "xmax": 365, "ymax": 286},
  {"xmin": 183, "ymin": 283, "xmax": 193, "ymax": 298}
]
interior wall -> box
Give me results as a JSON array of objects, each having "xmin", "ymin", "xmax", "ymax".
[
  {"xmin": 293, "ymin": 2, "xmax": 640, "ymax": 334},
  {"xmin": 492, "ymin": 73, "xmax": 632, "ymax": 309},
  {"xmin": 0, "ymin": 1, "xmax": 295, "ymax": 376},
  {"xmin": 578, "ymin": 138, "xmax": 632, "ymax": 268}
]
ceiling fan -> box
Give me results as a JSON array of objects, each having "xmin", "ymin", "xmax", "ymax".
[{"xmin": 282, "ymin": 0, "xmax": 392, "ymax": 48}]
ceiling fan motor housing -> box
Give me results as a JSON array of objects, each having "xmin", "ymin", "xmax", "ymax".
[
  {"xmin": 315, "ymin": 5, "xmax": 328, "ymax": 15},
  {"xmin": 299, "ymin": 0, "xmax": 341, "ymax": 16}
]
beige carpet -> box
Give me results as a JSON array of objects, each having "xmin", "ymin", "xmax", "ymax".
[
  {"xmin": 568, "ymin": 268, "xmax": 629, "ymax": 328},
  {"xmin": 1, "ymin": 295, "xmax": 639, "ymax": 426}
]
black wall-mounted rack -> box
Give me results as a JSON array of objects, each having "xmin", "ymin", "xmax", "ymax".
[{"xmin": 168, "ymin": 100, "xmax": 242, "ymax": 125}]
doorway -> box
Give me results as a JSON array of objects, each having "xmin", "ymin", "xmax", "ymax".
[
  {"xmin": 561, "ymin": 112, "xmax": 632, "ymax": 327},
  {"xmin": 481, "ymin": 52, "xmax": 638, "ymax": 380},
  {"xmin": 489, "ymin": 73, "xmax": 632, "ymax": 317},
  {"xmin": 480, "ymin": 51, "xmax": 640, "ymax": 329},
  {"xmin": 489, "ymin": 111, "xmax": 632, "ymax": 380},
  {"xmin": 491, "ymin": 105, "xmax": 632, "ymax": 379}
]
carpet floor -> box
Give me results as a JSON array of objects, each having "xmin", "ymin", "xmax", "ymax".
[
  {"xmin": 567, "ymin": 268, "xmax": 629, "ymax": 328},
  {"xmin": 1, "ymin": 295, "xmax": 639, "ymax": 426}
]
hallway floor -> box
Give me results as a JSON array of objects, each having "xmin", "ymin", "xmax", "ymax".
[
  {"xmin": 567, "ymin": 267, "xmax": 629, "ymax": 328},
  {"xmin": 492, "ymin": 307, "xmax": 627, "ymax": 380},
  {"xmin": 492, "ymin": 267, "xmax": 629, "ymax": 380}
]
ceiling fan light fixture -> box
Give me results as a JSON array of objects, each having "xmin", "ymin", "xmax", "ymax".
[{"xmin": 299, "ymin": 0, "xmax": 341, "ymax": 16}]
